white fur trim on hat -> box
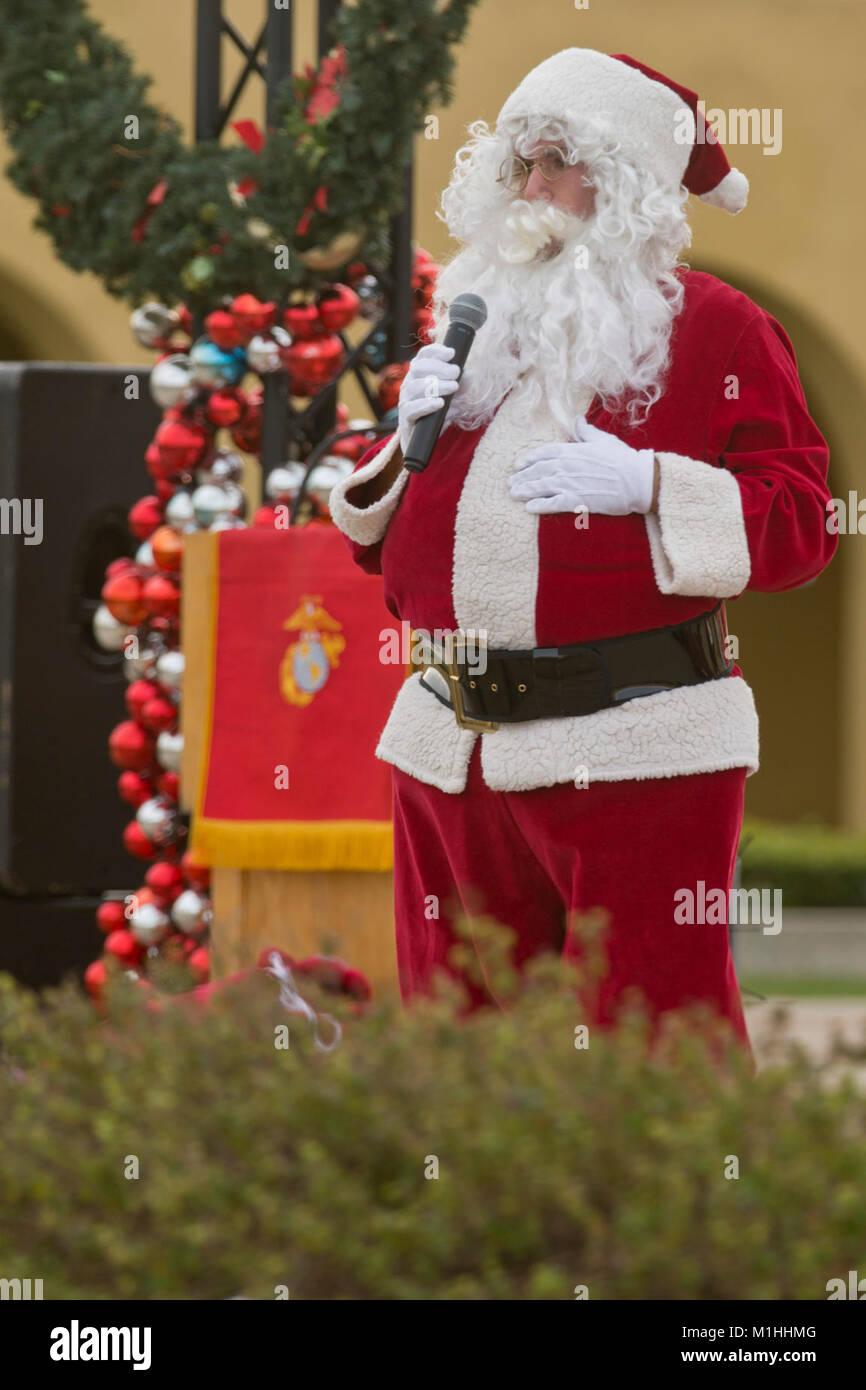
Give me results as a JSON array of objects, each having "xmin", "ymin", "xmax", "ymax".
[
  {"xmin": 497, "ymin": 48, "xmax": 695, "ymax": 195},
  {"xmin": 698, "ymin": 166, "xmax": 749, "ymax": 215}
]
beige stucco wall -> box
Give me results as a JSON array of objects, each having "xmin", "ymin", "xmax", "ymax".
[{"xmin": 0, "ymin": 0, "xmax": 862, "ymax": 824}]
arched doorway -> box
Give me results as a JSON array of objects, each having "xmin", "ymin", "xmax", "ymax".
[
  {"xmin": 0, "ymin": 261, "xmax": 93, "ymax": 362},
  {"xmin": 693, "ymin": 260, "xmax": 862, "ymax": 827}
]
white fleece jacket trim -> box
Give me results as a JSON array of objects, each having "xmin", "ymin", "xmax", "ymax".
[
  {"xmin": 375, "ymin": 671, "xmax": 478, "ymax": 795},
  {"xmin": 453, "ymin": 389, "xmax": 549, "ymax": 646},
  {"xmin": 451, "ymin": 384, "xmax": 594, "ymax": 647},
  {"xmin": 375, "ymin": 670, "xmax": 758, "ymax": 794},
  {"xmin": 478, "ymin": 673, "xmax": 759, "ymax": 792},
  {"xmin": 644, "ymin": 451, "xmax": 751, "ymax": 597},
  {"xmin": 328, "ymin": 432, "xmax": 408, "ymax": 547}
]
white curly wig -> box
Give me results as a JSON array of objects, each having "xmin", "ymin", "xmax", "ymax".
[{"xmin": 431, "ymin": 111, "xmax": 693, "ymax": 436}]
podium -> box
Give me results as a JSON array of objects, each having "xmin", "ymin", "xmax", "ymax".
[{"xmin": 181, "ymin": 524, "xmax": 404, "ymax": 993}]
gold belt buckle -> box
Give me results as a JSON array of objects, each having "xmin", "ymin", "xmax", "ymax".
[{"xmin": 443, "ymin": 655, "xmax": 499, "ymax": 733}]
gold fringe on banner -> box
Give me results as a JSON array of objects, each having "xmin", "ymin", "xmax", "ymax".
[{"xmin": 189, "ymin": 817, "xmax": 394, "ymax": 871}]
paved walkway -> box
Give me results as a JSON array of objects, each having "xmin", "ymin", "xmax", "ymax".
[{"xmin": 746, "ymin": 996, "xmax": 866, "ymax": 1080}]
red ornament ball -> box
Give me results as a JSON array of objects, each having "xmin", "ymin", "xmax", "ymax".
[
  {"xmin": 118, "ymin": 770, "xmax": 154, "ymax": 808},
  {"xmin": 283, "ymin": 302, "xmax": 323, "ymax": 341},
  {"xmin": 145, "ymin": 441, "xmax": 164, "ymax": 479},
  {"xmin": 145, "ymin": 860, "xmax": 184, "ymax": 901},
  {"xmin": 230, "ymin": 402, "xmax": 262, "ymax": 454},
  {"xmin": 104, "ymin": 556, "xmax": 136, "ymax": 580},
  {"xmin": 140, "ymin": 695, "xmax": 178, "ymax": 735},
  {"xmin": 287, "ymin": 335, "xmax": 345, "ymax": 395},
  {"xmin": 330, "ymin": 432, "xmax": 373, "ymax": 463},
  {"xmin": 205, "ymin": 308, "xmax": 243, "ymax": 350},
  {"xmin": 125, "ymin": 679, "xmax": 161, "ymax": 722},
  {"xmin": 105, "ymin": 928, "xmax": 145, "ymax": 968},
  {"xmin": 96, "ymin": 899, "xmax": 127, "ymax": 935},
  {"xmin": 102, "ymin": 572, "xmax": 148, "ymax": 626},
  {"xmin": 128, "ymin": 495, "xmax": 163, "ymax": 541},
  {"xmin": 123, "ymin": 820, "xmax": 160, "ymax": 861},
  {"xmin": 188, "ymin": 946, "xmax": 210, "ymax": 983},
  {"xmin": 109, "ymin": 720, "xmax": 154, "ymax": 773},
  {"xmin": 206, "ymin": 389, "xmax": 245, "ymax": 428},
  {"xmin": 155, "ymin": 769, "xmax": 181, "ymax": 801},
  {"xmin": 317, "ymin": 283, "xmax": 360, "ymax": 333},
  {"xmin": 84, "ymin": 959, "xmax": 109, "ymax": 999},
  {"xmin": 231, "ymin": 293, "xmax": 275, "ymax": 340},
  {"xmin": 154, "ymin": 417, "xmax": 208, "ymax": 475},
  {"xmin": 252, "ymin": 504, "xmax": 279, "ymax": 529},
  {"xmin": 377, "ymin": 361, "xmax": 410, "ymax": 412},
  {"xmin": 142, "ymin": 574, "xmax": 180, "ymax": 619},
  {"xmin": 181, "ymin": 848, "xmax": 211, "ymax": 890}
]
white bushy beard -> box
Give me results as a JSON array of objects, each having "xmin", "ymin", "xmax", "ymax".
[{"xmin": 432, "ymin": 188, "xmax": 684, "ymax": 438}]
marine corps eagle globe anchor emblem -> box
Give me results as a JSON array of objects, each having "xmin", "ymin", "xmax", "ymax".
[{"xmin": 280, "ymin": 595, "xmax": 346, "ymax": 707}]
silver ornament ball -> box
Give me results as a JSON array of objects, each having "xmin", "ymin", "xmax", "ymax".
[
  {"xmin": 129, "ymin": 901, "xmax": 171, "ymax": 946},
  {"xmin": 124, "ymin": 643, "xmax": 160, "ymax": 682},
  {"xmin": 245, "ymin": 325, "xmax": 291, "ymax": 374},
  {"xmin": 155, "ymin": 650, "xmax": 185, "ymax": 692},
  {"xmin": 131, "ymin": 302, "xmax": 178, "ymax": 350},
  {"xmin": 308, "ymin": 457, "xmax": 354, "ymax": 508},
  {"xmin": 156, "ymin": 730, "xmax": 184, "ymax": 772},
  {"xmin": 192, "ymin": 483, "xmax": 232, "ymax": 528},
  {"xmin": 149, "ymin": 353, "xmax": 195, "ymax": 409},
  {"xmin": 356, "ymin": 276, "xmax": 386, "ymax": 322},
  {"xmin": 265, "ymin": 464, "xmax": 305, "ymax": 502},
  {"xmin": 171, "ymin": 889, "xmax": 213, "ymax": 936},
  {"xmin": 196, "ymin": 448, "xmax": 244, "ymax": 487},
  {"xmin": 92, "ymin": 604, "xmax": 135, "ymax": 653},
  {"xmin": 136, "ymin": 796, "xmax": 178, "ymax": 845}
]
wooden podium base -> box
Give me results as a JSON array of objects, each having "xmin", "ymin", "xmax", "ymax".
[{"xmin": 209, "ymin": 865, "xmax": 399, "ymax": 994}]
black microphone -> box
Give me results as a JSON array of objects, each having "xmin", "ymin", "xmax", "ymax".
[{"xmin": 402, "ymin": 293, "xmax": 488, "ymax": 473}]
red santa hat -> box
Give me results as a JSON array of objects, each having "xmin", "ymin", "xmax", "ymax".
[{"xmin": 496, "ymin": 48, "xmax": 749, "ymax": 215}]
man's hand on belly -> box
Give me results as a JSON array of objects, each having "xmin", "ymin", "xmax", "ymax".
[{"xmin": 509, "ymin": 415, "xmax": 658, "ymax": 517}]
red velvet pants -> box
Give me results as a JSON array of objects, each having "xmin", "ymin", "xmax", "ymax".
[{"xmin": 391, "ymin": 741, "xmax": 752, "ymax": 1058}]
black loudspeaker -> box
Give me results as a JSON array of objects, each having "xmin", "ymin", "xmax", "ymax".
[
  {"xmin": 0, "ymin": 895, "xmax": 106, "ymax": 990},
  {"xmin": 0, "ymin": 363, "xmax": 160, "ymax": 906}
]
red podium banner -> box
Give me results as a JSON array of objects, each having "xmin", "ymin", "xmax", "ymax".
[{"xmin": 190, "ymin": 524, "xmax": 405, "ymax": 870}]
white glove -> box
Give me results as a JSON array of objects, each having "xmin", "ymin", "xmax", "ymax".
[
  {"xmin": 509, "ymin": 415, "xmax": 656, "ymax": 516},
  {"xmin": 397, "ymin": 342, "xmax": 462, "ymax": 453}
]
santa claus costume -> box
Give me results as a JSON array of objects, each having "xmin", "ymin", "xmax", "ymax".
[{"xmin": 330, "ymin": 49, "xmax": 836, "ymax": 1055}]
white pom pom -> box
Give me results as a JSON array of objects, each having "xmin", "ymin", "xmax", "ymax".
[{"xmin": 699, "ymin": 167, "xmax": 749, "ymax": 215}]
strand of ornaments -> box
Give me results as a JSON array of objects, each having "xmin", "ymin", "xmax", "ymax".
[{"xmin": 86, "ymin": 248, "xmax": 440, "ymax": 1004}]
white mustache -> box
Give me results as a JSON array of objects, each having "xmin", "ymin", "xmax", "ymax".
[{"xmin": 499, "ymin": 201, "xmax": 571, "ymax": 264}]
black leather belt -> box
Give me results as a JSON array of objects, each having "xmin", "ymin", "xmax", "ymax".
[{"xmin": 417, "ymin": 602, "xmax": 733, "ymax": 732}]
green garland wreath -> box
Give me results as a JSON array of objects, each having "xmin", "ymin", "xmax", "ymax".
[{"xmin": 0, "ymin": 0, "xmax": 477, "ymax": 305}]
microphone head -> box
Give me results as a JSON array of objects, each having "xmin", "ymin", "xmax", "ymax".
[{"xmin": 448, "ymin": 293, "xmax": 488, "ymax": 333}]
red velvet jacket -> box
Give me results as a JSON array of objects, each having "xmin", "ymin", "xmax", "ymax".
[{"xmin": 330, "ymin": 269, "xmax": 836, "ymax": 794}]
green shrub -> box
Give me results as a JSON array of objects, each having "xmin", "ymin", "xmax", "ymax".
[
  {"xmin": 740, "ymin": 816, "xmax": 866, "ymax": 907},
  {"xmin": 1, "ymin": 921, "xmax": 865, "ymax": 1301}
]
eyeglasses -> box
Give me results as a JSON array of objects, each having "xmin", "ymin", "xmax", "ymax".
[{"xmin": 496, "ymin": 144, "xmax": 570, "ymax": 194}]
